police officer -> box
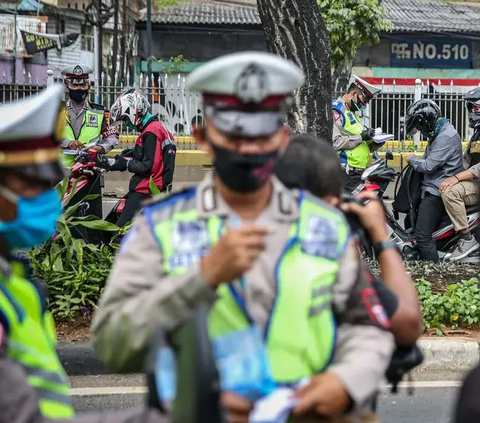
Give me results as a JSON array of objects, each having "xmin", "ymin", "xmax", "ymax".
[
  {"xmin": 60, "ymin": 64, "xmax": 119, "ymax": 243},
  {"xmin": 332, "ymin": 75, "xmax": 381, "ymax": 193},
  {"xmin": 92, "ymin": 52, "xmax": 394, "ymax": 423},
  {"xmin": 0, "ymin": 86, "xmax": 169, "ymax": 423}
]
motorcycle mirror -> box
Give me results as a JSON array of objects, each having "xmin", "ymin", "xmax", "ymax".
[
  {"xmin": 385, "ymin": 151, "xmax": 394, "ymax": 161},
  {"xmin": 145, "ymin": 303, "xmax": 225, "ymax": 423}
]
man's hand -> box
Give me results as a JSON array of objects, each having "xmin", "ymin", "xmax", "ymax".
[
  {"xmin": 68, "ymin": 140, "xmax": 85, "ymax": 150},
  {"xmin": 440, "ymin": 176, "xmax": 459, "ymax": 192},
  {"xmin": 340, "ymin": 191, "xmax": 389, "ymax": 243},
  {"xmin": 201, "ymin": 224, "xmax": 269, "ymax": 288},
  {"xmin": 361, "ymin": 128, "xmax": 375, "ymax": 141},
  {"xmin": 405, "ymin": 154, "xmax": 415, "ymax": 164},
  {"xmin": 293, "ymin": 373, "xmax": 351, "ymax": 417},
  {"xmin": 221, "ymin": 392, "xmax": 253, "ymax": 423},
  {"xmin": 89, "ymin": 145, "xmax": 104, "ymax": 154}
]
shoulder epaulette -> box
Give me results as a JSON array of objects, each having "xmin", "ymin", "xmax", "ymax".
[
  {"xmin": 142, "ymin": 185, "xmax": 197, "ymax": 209},
  {"xmin": 89, "ymin": 102, "xmax": 106, "ymax": 111}
]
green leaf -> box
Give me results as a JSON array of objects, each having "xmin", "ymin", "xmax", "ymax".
[
  {"xmin": 149, "ymin": 175, "xmax": 162, "ymax": 196},
  {"xmin": 64, "ymin": 194, "xmax": 101, "ymax": 218},
  {"xmin": 70, "ymin": 220, "xmax": 120, "ymax": 231}
]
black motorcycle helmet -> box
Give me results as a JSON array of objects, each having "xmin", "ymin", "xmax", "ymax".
[
  {"xmin": 465, "ymin": 87, "xmax": 480, "ymax": 128},
  {"xmin": 405, "ymin": 99, "xmax": 441, "ymax": 138}
]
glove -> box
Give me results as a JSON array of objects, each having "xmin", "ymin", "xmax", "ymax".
[
  {"xmin": 109, "ymin": 155, "xmax": 128, "ymax": 172},
  {"xmin": 120, "ymin": 148, "xmax": 135, "ymax": 158},
  {"xmin": 361, "ymin": 128, "xmax": 375, "ymax": 141}
]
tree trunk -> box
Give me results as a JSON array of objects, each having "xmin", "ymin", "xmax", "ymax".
[
  {"xmin": 332, "ymin": 57, "xmax": 354, "ymax": 94},
  {"xmin": 257, "ymin": 0, "xmax": 333, "ymax": 142}
]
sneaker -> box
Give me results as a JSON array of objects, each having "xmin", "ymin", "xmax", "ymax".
[{"xmin": 445, "ymin": 236, "xmax": 480, "ymax": 261}]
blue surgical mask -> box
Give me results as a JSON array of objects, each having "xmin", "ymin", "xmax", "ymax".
[{"xmin": 0, "ymin": 187, "xmax": 61, "ymax": 250}]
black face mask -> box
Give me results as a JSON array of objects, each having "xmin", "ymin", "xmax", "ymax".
[
  {"xmin": 349, "ymin": 94, "xmax": 366, "ymax": 113},
  {"xmin": 210, "ymin": 143, "xmax": 280, "ymax": 193},
  {"xmin": 68, "ymin": 89, "xmax": 88, "ymax": 102}
]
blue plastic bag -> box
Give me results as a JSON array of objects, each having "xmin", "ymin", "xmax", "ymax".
[{"xmin": 155, "ymin": 325, "xmax": 277, "ymax": 403}]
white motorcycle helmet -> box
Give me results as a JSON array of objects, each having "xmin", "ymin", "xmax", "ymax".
[{"xmin": 110, "ymin": 88, "xmax": 150, "ymax": 127}]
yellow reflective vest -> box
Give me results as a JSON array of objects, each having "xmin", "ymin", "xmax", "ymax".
[
  {"xmin": 0, "ymin": 259, "xmax": 74, "ymax": 419},
  {"xmin": 333, "ymin": 99, "xmax": 371, "ymax": 169},
  {"xmin": 62, "ymin": 106, "xmax": 105, "ymax": 168},
  {"xmin": 143, "ymin": 188, "xmax": 349, "ymax": 383}
]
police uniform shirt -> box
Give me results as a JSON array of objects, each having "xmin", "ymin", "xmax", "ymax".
[
  {"xmin": 332, "ymin": 97, "xmax": 364, "ymax": 152},
  {"xmin": 91, "ymin": 173, "xmax": 394, "ymax": 412},
  {"xmin": 61, "ymin": 99, "xmax": 119, "ymax": 153}
]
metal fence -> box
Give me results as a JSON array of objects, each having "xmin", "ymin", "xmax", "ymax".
[{"xmin": 1, "ymin": 76, "xmax": 475, "ymax": 150}]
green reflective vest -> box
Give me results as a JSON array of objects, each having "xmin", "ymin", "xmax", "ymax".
[
  {"xmin": 62, "ymin": 107, "xmax": 104, "ymax": 168},
  {"xmin": 144, "ymin": 188, "xmax": 349, "ymax": 383},
  {"xmin": 0, "ymin": 259, "xmax": 74, "ymax": 419},
  {"xmin": 333, "ymin": 99, "xmax": 371, "ymax": 169}
]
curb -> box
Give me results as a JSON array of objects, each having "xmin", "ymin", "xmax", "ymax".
[
  {"xmin": 58, "ymin": 338, "xmax": 480, "ymax": 377},
  {"xmin": 417, "ymin": 338, "xmax": 479, "ymax": 373}
]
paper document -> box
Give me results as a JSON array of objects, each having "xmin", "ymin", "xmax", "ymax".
[
  {"xmin": 372, "ymin": 134, "xmax": 394, "ymax": 143},
  {"xmin": 249, "ymin": 388, "xmax": 299, "ymax": 423}
]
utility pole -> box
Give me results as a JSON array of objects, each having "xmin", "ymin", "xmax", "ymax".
[
  {"xmin": 119, "ymin": 0, "xmax": 127, "ymax": 84},
  {"xmin": 111, "ymin": 0, "xmax": 119, "ymax": 87},
  {"xmin": 146, "ymin": 0, "xmax": 152, "ymax": 96}
]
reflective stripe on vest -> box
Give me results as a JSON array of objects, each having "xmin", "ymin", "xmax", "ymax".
[
  {"xmin": 0, "ymin": 265, "xmax": 74, "ymax": 419},
  {"xmin": 333, "ymin": 100, "xmax": 371, "ymax": 169},
  {"xmin": 62, "ymin": 109, "xmax": 104, "ymax": 168},
  {"xmin": 144, "ymin": 189, "xmax": 349, "ymax": 383}
]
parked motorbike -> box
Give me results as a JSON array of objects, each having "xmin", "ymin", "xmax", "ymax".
[
  {"xmin": 55, "ymin": 149, "xmax": 128, "ymax": 244},
  {"xmin": 352, "ymin": 152, "xmax": 480, "ymax": 262}
]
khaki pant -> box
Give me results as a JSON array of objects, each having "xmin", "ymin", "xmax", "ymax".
[{"xmin": 441, "ymin": 180, "xmax": 478, "ymax": 231}]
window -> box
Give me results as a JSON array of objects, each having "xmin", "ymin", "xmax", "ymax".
[
  {"xmin": 67, "ymin": 2, "xmax": 70, "ymax": 7},
  {"xmin": 82, "ymin": 3, "xmax": 86, "ymax": 9},
  {"xmin": 75, "ymin": 2, "xmax": 78, "ymax": 8}
]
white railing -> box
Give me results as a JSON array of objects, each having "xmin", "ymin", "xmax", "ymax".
[{"xmin": 2, "ymin": 74, "xmax": 477, "ymax": 147}]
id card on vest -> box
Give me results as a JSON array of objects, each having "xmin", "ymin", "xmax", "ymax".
[
  {"xmin": 169, "ymin": 221, "xmax": 209, "ymax": 270},
  {"xmin": 301, "ymin": 214, "xmax": 339, "ymax": 260},
  {"xmin": 155, "ymin": 326, "xmax": 276, "ymax": 403}
]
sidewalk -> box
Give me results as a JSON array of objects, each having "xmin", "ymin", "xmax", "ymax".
[{"xmin": 58, "ymin": 337, "xmax": 480, "ymax": 378}]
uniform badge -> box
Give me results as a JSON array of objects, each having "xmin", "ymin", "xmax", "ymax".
[
  {"xmin": 301, "ymin": 215, "xmax": 339, "ymax": 260},
  {"xmin": 333, "ymin": 110, "xmax": 342, "ymax": 122},
  {"xmin": 86, "ymin": 114, "xmax": 98, "ymax": 127},
  {"xmin": 73, "ymin": 65, "xmax": 83, "ymax": 76},
  {"xmin": 170, "ymin": 221, "xmax": 209, "ymax": 269}
]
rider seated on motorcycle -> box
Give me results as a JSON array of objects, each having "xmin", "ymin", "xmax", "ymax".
[
  {"xmin": 404, "ymin": 99, "xmax": 464, "ymax": 262},
  {"xmin": 109, "ymin": 89, "xmax": 177, "ymax": 228},
  {"xmin": 438, "ymin": 87, "xmax": 480, "ymax": 260},
  {"xmin": 275, "ymin": 134, "xmax": 423, "ymax": 346}
]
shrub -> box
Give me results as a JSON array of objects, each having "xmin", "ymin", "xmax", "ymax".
[
  {"xmin": 28, "ymin": 179, "xmax": 126, "ymax": 321},
  {"xmin": 417, "ymin": 278, "xmax": 480, "ymax": 334}
]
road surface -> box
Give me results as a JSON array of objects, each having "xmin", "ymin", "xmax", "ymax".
[{"xmin": 71, "ymin": 375, "xmax": 461, "ymax": 422}]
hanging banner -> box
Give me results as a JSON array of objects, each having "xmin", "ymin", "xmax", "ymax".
[{"xmin": 20, "ymin": 30, "xmax": 80, "ymax": 55}]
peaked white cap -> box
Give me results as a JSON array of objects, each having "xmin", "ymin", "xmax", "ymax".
[
  {"xmin": 350, "ymin": 74, "xmax": 381, "ymax": 99},
  {"xmin": 0, "ymin": 84, "xmax": 65, "ymax": 142}
]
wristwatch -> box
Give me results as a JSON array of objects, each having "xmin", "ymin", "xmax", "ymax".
[{"xmin": 372, "ymin": 240, "xmax": 399, "ymax": 256}]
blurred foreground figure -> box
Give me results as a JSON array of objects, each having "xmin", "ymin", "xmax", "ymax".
[{"xmin": 92, "ymin": 51, "xmax": 394, "ymax": 423}]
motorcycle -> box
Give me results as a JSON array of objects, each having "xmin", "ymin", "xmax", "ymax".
[
  {"xmin": 55, "ymin": 149, "xmax": 128, "ymax": 244},
  {"xmin": 352, "ymin": 152, "xmax": 480, "ymax": 262}
]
